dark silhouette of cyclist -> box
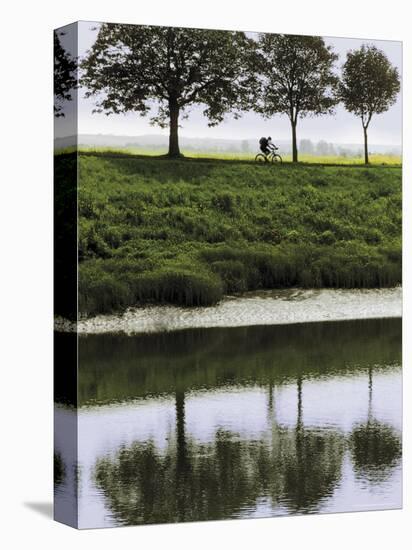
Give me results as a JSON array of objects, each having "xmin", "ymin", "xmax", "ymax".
[{"xmin": 259, "ymin": 136, "xmax": 276, "ymax": 156}]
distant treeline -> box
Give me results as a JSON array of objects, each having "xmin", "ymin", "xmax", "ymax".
[
  {"xmin": 117, "ymin": 140, "xmax": 398, "ymax": 158},
  {"xmin": 68, "ymin": 135, "xmax": 400, "ymax": 157}
]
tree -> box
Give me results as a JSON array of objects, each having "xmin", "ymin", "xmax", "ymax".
[
  {"xmin": 316, "ymin": 140, "xmax": 335, "ymax": 156},
  {"xmin": 340, "ymin": 45, "xmax": 400, "ymax": 165},
  {"xmin": 54, "ymin": 31, "xmax": 77, "ymax": 117},
  {"xmin": 255, "ymin": 34, "xmax": 339, "ymax": 162},
  {"xmin": 299, "ymin": 139, "xmax": 314, "ymax": 155},
  {"xmin": 241, "ymin": 139, "xmax": 250, "ymax": 153},
  {"xmin": 81, "ymin": 24, "xmax": 254, "ymax": 158}
]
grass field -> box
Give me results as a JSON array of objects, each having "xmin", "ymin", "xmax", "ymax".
[
  {"xmin": 55, "ymin": 151, "xmax": 401, "ymax": 316},
  {"xmin": 68, "ymin": 146, "xmax": 402, "ymax": 166}
]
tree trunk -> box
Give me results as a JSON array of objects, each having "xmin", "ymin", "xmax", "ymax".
[
  {"xmin": 168, "ymin": 100, "xmax": 181, "ymax": 158},
  {"xmin": 291, "ymin": 121, "xmax": 298, "ymax": 163},
  {"xmin": 363, "ymin": 125, "xmax": 369, "ymax": 165}
]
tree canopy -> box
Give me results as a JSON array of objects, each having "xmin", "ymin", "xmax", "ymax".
[
  {"xmin": 254, "ymin": 34, "xmax": 339, "ymax": 162},
  {"xmin": 340, "ymin": 44, "xmax": 400, "ymax": 164},
  {"xmin": 54, "ymin": 31, "xmax": 77, "ymax": 117},
  {"xmin": 81, "ymin": 24, "xmax": 255, "ymax": 157}
]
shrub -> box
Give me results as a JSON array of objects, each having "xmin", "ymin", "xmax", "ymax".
[
  {"xmin": 129, "ymin": 270, "xmax": 223, "ymax": 307},
  {"xmin": 285, "ymin": 230, "xmax": 300, "ymax": 243},
  {"xmin": 364, "ymin": 228, "xmax": 383, "ymax": 245},
  {"xmin": 211, "ymin": 193, "xmax": 236, "ymax": 214},
  {"xmin": 319, "ymin": 230, "xmax": 336, "ymax": 245},
  {"xmin": 79, "ymin": 266, "xmax": 132, "ymax": 315},
  {"xmin": 210, "ymin": 260, "xmax": 248, "ymax": 293}
]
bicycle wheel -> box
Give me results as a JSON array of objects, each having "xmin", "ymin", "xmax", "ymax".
[
  {"xmin": 271, "ymin": 154, "xmax": 282, "ymax": 164},
  {"xmin": 255, "ymin": 153, "xmax": 267, "ymax": 163}
]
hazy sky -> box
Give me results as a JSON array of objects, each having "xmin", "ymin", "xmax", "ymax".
[{"xmin": 59, "ymin": 21, "xmax": 402, "ymax": 145}]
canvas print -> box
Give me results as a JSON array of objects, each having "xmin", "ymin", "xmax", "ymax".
[{"xmin": 54, "ymin": 21, "xmax": 402, "ymax": 529}]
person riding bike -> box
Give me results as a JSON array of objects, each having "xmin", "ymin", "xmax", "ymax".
[
  {"xmin": 255, "ymin": 136, "xmax": 282, "ymax": 164},
  {"xmin": 259, "ymin": 136, "xmax": 278, "ymax": 157}
]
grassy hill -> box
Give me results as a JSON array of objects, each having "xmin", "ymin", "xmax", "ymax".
[{"xmin": 59, "ymin": 152, "xmax": 401, "ymax": 316}]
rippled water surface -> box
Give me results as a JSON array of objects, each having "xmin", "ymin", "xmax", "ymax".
[{"xmin": 55, "ymin": 318, "xmax": 402, "ymax": 528}]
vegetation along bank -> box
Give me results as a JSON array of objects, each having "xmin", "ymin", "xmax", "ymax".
[{"xmin": 56, "ymin": 153, "xmax": 401, "ymax": 316}]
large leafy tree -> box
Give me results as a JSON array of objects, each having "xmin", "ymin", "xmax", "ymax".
[
  {"xmin": 54, "ymin": 31, "xmax": 77, "ymax": 117},
  {"xmin": 81, "ymin": 24, "xmax": 254, "ymax": 157},
  {"xmin": 255, "ymin": 34, "xmax": 339, "ymax": 162},
  {"xmin": 340, "ymin": 45, "xmax": 400, "ymax": 164}
]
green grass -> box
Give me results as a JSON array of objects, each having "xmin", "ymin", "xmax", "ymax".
[
  {"xmin": 57, "ymin": 151, "xmax": 402, "ymax": 316},
  {"xmin": 71, "ymin": 146, "xmax": 402, "ymax": 166}
]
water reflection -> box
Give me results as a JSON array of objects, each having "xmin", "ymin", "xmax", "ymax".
[
  {"xmin": 94, "ymin": 427, "xmax": 345, "ymax": 525},
  {"xmin": 78, "ymin": 318, "xmax": 401, "ymax": 405},
  {"xmin": 71, "ymin": 318, "xmax": 401, "ymax": 527},
  {"xmin": 279, "ymin": 377, "xmax": 345, "ymax": 513},
  {"xmin": 349, "ymin": 367, "xmax": 402, "ymax": 484},
  {"xmin": 91, "ymin": 371, "xmax": 399, "ymax": 526}
]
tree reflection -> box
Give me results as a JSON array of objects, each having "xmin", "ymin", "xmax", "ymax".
[
  {"xmin": 78, "ymin": 318, "xmax": 401, "ymax": 406},
  {"xmin": 82, "ymin": 319, "xmax": 401, "ymax": 526},
  {"xmin": 93, "ymin": 381, "xmax": 345, "ymax": 525},
  {"xmin": 94, "ymin": 431, "xmax": 262, "ymax": 525},
  {"xmin": 274, "ymin": 375, "xmax": 345, "ymax": 513},
  {"xmin": 174, "ymin": 390, "xmax": 192, "ymax": 521},
  {"xmin": 349, "ymin": 367, "xmax": 401, "ymax": 484}
]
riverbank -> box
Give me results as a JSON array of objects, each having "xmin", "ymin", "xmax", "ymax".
[
  {"xmin": 55, "ymin": 287, "xmax": 401, "ymax": 335},
  {"xmin": 54, "ymin": 153, "xmax": 402, "ymax": 317}
]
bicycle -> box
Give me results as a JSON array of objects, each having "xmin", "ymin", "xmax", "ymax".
[{"xmin": 255, "ymin": 146, "xmax": 282, "ymax": 164}]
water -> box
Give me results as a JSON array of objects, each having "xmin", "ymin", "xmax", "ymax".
[{"xmin": 55, "ymin": 318, "xmax": 402, "ymax": 528}]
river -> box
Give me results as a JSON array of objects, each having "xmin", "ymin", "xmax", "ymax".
[{"xmin": 55, "ymin": 316, "xmax": 402, "ymax": 528}]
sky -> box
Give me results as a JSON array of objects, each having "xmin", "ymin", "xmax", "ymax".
[{"xmin": 57, "ymin": 21, "xmax": 402, "ymax": 146}]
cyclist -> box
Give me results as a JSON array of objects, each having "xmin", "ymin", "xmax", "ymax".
[{"xmin": 259, "ymin": 136, "xmax": 278, "ymax": 158}]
